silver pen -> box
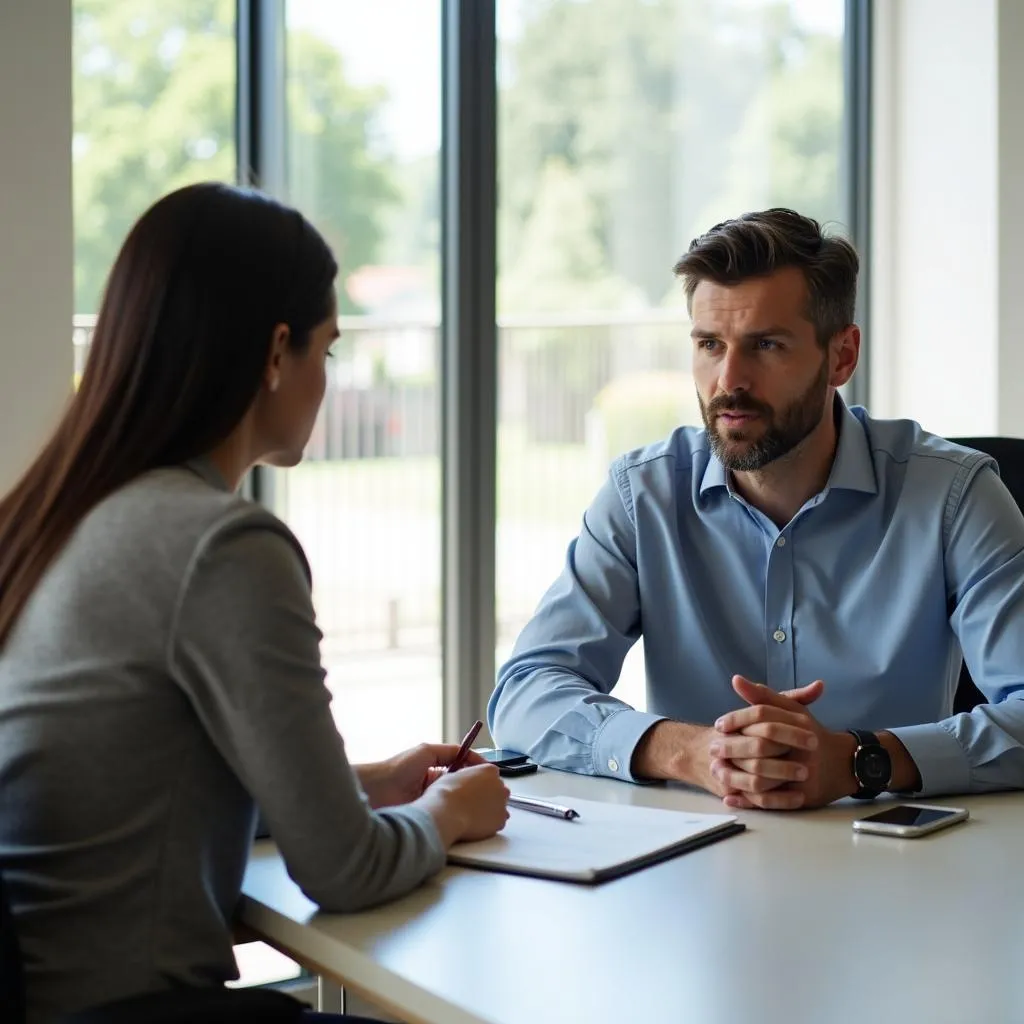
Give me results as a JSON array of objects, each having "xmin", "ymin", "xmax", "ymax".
[{"xmin": 508, "ymin": 794, "xmax": 580, "ymax": 820}]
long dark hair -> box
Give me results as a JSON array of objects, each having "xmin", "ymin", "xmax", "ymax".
[{"xmin": 0, "ymin": 183, "xmax": 337, "ymax": 646}]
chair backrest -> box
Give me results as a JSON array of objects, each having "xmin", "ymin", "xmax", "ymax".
[
  {"xmin": 948, "ymin": 437, "xmax": 1024, "ymax": 712},
  {"xmin": 0, "ymin": 871, "xmax": 26, "ymax": 1024}
]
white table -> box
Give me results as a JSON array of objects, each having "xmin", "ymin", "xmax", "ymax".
[{"xmin": 240, "ymin": 770, "xmax": 1024, "ymax": 1024}]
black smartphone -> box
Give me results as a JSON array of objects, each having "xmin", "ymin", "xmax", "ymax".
[
  {"xmin": 475, "ymin": 748, "xmax": 537, "ymax": 776},
  {"xmin": 496, "ymin": 761, "xmax": 538, "ymax": 777},
  {"xmin": 476, "ymin": 748, "xmax": 529, "ymax": 767}
]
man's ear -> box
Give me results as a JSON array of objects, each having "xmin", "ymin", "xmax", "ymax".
[
  {"xmin": 264, "ymin": 323, "xmax": 291, "ymax": 393},
  {"xmin": 829, "ymin": 324, "xmax": 860, "ymax": 388}
]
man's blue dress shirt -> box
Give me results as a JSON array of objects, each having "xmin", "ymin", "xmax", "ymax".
[{"xmin": 490, "ymin": 400, "xmax": 1024, "ymax": 796}]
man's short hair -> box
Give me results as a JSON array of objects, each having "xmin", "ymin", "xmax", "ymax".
[{"xmin": 673, "ymin": 208, "xmax": 859, "ymax": 346}]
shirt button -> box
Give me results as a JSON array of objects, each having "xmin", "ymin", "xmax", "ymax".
[
  {"xmin": 776, "ymin": 536, "xmax": 786, "ymax": 547},
  {"xmin": 607, "ymin": 758, "xmax": 619, "ymax": 773},
  {"xmin": 773, "ymin": 629, "xmax": 787, "ymax": 643}
]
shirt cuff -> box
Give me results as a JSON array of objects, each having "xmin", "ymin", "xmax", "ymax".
[
  {"xmin": 888, "ymin": 722, "xmax": 972, "ymax": 797},
  {"xmin": 592, "ymin": 709, "xmax": 666, "ymax": 782}
]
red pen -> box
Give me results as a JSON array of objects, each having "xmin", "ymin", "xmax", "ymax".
[{"xmin": 446, "ymin": 719, "xmax": 483, "ymax": 773}]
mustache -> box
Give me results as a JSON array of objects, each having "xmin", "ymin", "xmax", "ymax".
[{"xmin": 707, "ymin": 394, "xmax": 772, "ymax": 417}]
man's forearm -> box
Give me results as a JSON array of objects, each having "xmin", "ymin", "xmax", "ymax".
[{"xmin": 631, "ymin": 719, "xmax": 714, "ymax": 787}]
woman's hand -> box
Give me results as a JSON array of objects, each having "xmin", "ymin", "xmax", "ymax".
[
  {"xmin": 420, "ymin": 763, "xmax": 510, "ymax": 845},
  {"xmin": 357, "ymin": 743, "xmax": 488, "ymax": 809},
  {"xmin": 360, "ymin": 742, "xmax": 510, "ymax": 847}
]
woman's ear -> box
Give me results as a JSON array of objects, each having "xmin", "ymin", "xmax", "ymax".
[{"xmin": 264, "ymin": 323, "xmax": 291, "ymax": 393}]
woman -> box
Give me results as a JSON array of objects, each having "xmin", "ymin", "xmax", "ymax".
[{"xmin": 0, "ymin": 184, "xmax": 509, "ymax": 1023}]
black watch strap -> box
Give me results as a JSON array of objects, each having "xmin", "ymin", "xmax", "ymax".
[
  {"xmin": 849, "ymin": 728, "xmax": 877, "ymax": 748},
  {"xmin": 848, "ymin": 729, "xmax": 889, "ymax": 799}
]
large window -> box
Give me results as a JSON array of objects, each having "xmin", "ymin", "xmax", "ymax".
[
  {"xmin": 71, "ymin": 0, "xmax": 860, "ymax": 742},
  {"xmin": 495, "ymin": 0, "xmax": 848, "ymax": 707}
]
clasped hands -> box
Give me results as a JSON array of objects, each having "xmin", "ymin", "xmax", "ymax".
[{"xmin": 706, "ymin": 675, "xmax": 857, "ymax": 810}]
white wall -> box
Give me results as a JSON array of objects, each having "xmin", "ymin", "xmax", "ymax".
[
  {"xmin": 871, "ymin": 0, "xmax": 1024, "ymax": 437},
  {"xmin": 0, "ymin": 2, "xmax": 73, "ymax": 490}
]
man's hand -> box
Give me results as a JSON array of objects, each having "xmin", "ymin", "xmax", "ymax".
[
  {"xmin": 632, "ymin": 680, "xmax": 824, "ymax": 795},
  {"xmin": 357, "ymin": 743, "xmax": 487, "ymax": 809},
  {"xmin": 710, "ymin": 676, "xmax": 858, "ymax": 810},
  {"xmin": 632, "ymin": 718, "xmax": 795, "ymax": 802}
]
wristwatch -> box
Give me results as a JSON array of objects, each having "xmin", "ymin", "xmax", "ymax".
[{"xmin": 848, "ymin": 729, "xmax": 892, "ymax": 799}]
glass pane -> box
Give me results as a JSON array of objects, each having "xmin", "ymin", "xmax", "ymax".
[
  {"xmin": 496, "ymin": 0, "xmax": 847, "ymax": 708},
  {"xmin": 278, "ymin": 1, "xmax": 442, "ymax": 762},
  {"xmin": 72, "ymin": 0, "xmax": 236, "ymax": 379}
]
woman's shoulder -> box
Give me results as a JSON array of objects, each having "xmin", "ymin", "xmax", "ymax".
[{"xmin": 86, "ymin": 465, "xmax": 307, "ymax": 582}]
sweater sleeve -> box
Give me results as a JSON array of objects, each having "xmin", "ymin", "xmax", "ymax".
[{"xmin": 168, "ymin": 505, "xmax": 445, "ymax": 911}]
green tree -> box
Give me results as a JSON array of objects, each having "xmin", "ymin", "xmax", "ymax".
[
  {"xmin": 501, "ymin": 158, "xmax": 645, "ymax": 444},
  {"xmin": 501, "ymin": 158, "xmax": 641, "ymax": 313},
  {"xmin": 73, "ymin": 0, "xmax": 235, "ymax": 313},
  {"xmin": 286, "ymin": 32, "xmax": 399, "ymax": 311},
  {"xmin": 686, "ymin": 26, "xmax": 844, "ymax": 241},
  {"xmin": 73, "ymin": 0, "xmax": 397, "ymax": 314},
  {"xmin": 379, "ymin": 153, "xmax": 441, "ymax": 303},
  {"xmin": 499, "ymin": 0, "xmax": 681, "ymax": 309},
  {"xmin": 498, "ymin": 0, "xmax": 847, "ymax": 312}
]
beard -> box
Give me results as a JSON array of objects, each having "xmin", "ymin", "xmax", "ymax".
[{"xmin": 699, "ymin": 356, "xmax": 830, "ymax": 471}]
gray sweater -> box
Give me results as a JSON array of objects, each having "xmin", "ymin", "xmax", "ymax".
[{"xmin": 0, "ymin": 460, "xmax": 445, "ymax": 1023}]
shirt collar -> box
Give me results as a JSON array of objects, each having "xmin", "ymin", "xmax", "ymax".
[
  {"xmin": 698, "ymin": 395, "xmax": 877, "ymax": 498},
  {"xmin": 698, "ymin": 446, "xmax": 729, "ymax": 496},
  {"xmin": 827, "ymin": 397, "xmax": 878, "ymax": 495}
]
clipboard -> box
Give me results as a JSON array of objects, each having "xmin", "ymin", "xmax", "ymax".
[{"xmin": 448, "ymin": 796, "xmax": 745, "ymax": 883}]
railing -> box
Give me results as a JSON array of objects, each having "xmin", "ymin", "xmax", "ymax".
[{"xmin": 74, "ymin": 309, "xmax": 692, "ymax": 456}]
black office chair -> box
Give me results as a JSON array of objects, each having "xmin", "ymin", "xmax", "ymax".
[
  {"xmin": 948, "ymin": 437, "xmax": 1024, "ymax": 713},
  {"xmin": 1, "ymin": 872, "xmax": 26, "ymax": 1024},
  {"xmin": 0, "ymin": 869, "xmax": 305, "ymax": 1024}
]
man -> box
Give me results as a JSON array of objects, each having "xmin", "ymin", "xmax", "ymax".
[{"xmin": 489, "ymin": 208, "xmax": 1024, "ymax": 810}]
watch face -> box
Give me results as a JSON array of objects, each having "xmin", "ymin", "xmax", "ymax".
[{"xmin": 856, "ymin": 745, "xmax": 892, "ymax": 786}]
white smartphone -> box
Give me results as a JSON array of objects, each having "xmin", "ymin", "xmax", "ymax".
[{"xmin": 852, "ymin": 803, "xmax": 969, "ymax": 838}]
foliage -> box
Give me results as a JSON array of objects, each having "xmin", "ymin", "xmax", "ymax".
[
  {"xmin": 73, "ymin": 0, "xmax": 848, "ymax": 373},
  {"xmin": 286, "ymin": 31, "xmax": 399, "ymax": 311},
  {"xmin": 73, "ymin": 0, "xmax": 235, "ymax": 312},
  {"xmin": 499, "ymin": 0, "xmax": 846, "ymax": 313},
  {"xmin": 501, "ymin": 158, "xmax": 643, "ymax": 314},
  {"xmin": 72, "ymin": 0, "xmax": 397, "ymax": 314}
]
